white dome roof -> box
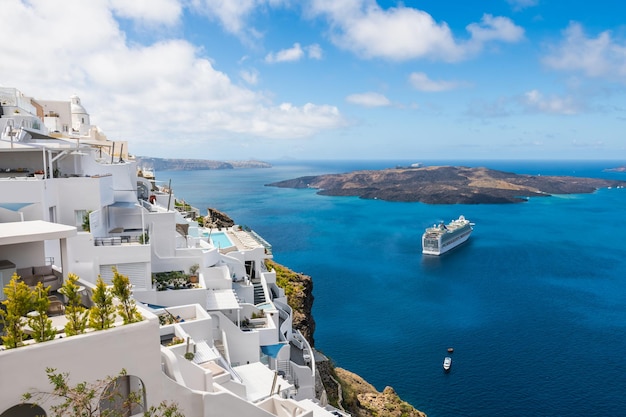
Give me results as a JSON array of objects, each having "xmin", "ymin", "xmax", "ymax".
[{"xmin": 70, "ymin": 94, "xmax": 88, "ymax": 114}]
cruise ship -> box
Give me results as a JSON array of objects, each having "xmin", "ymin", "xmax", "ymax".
[
  {"xmin": 0, "ymin": 87, "xmax": 348, "ymax": 417},
  {"xmin": 422, "ymin": 215, "xmax": 473, "ymax": 256}
]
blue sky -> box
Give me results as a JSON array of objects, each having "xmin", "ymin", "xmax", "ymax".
[{"xmin": 2, "ymin": 0, "xmax": 625, "ymax": 161}]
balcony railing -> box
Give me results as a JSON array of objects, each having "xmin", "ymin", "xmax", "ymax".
[{"xmin": 94, "ymin": 235, "xmax": 145, "ymax": 246}]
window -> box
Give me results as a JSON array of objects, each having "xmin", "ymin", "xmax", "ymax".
[
  {"xmin": 49, "ymin": 206, "xmax": 57, "ymax": 223},
  {"xmin": 75, "ymin": 210, "xmax": 88, "ymax": 229}
]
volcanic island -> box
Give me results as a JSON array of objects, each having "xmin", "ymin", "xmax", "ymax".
[{"xmin": 267, "ymin": 165, "xmax": 626, "ymax": 204}]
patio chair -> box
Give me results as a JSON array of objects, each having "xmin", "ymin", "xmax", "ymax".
[{"xmin": 47, "ymin": 300, "xmax": 65, "ymax": 316}]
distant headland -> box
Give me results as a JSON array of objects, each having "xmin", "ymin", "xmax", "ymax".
[
  {"xmin": 267, "ymin": 165, "xmax": 626, "ymax": 204},
  {"xmin": 135, "ymin": 156, "xmax": 271, "ymax": 171}
]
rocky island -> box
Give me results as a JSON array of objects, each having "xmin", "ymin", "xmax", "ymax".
[
  {"xmin": 267, "ymin": 165, "xmax": 626, "ymax": 204},
  {"xmin": 135, "ymin": 156, "xmax": 271, "ymax": 171}
]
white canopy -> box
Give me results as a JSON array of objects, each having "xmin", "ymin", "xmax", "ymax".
[
  {"xmin": 0, "ymin": 220, "xmax": 76, "ymax": 245},
  {"xmin": 205, "ymin": 289, "xmax": 241, "ymax": 311}
]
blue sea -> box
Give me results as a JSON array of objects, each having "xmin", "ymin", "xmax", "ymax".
[{"xmin": 164, "ymin": 160, "xmax": 626, "ymax": 417}]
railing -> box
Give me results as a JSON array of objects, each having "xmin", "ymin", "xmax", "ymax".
[
  {"xmin": 249, "ymin": 229, "xmax": 273, "ymax": 254},
  {"xmin": 94, "ymin": 235, "xmax": 144, "ymax": 246}
]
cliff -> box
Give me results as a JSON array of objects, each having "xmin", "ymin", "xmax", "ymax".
[
  {"xmin": 265, "ymin": 259, "xmax": 426, "ymax": 417},
  {"xmin": 135, "ymin": 156, "xmax": 271, "ymax": 171},
  {"xmin": 267, "ymin": 165, "xmax": 626, "ymax": 204},
  {"xmin": 265, "ymin": 260, "xmax": 316, "ymax": 345},
  {"xmin": 201, "ymin": 208, "xmax": 236, "ymax": 229},
  {"xmin": 333, "ymin": 368, "xmax": 427, "ymax": 417}
]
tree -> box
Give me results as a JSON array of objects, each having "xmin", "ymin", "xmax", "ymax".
[
  {"xmin": 82, "ymin": 210, "xmax": 92, "ymax": 232},
  {"xmin": 110, "ymin": 267, "xmax": 142, "ymax": 324},
  {"xmin": 28, "ymin": 282, "xmax": 56, "ymax": 343},
  {"xmin": 22, "ymin": 368, "xmax": 184, "ymax": 417},
  {"xmin": 61, "ymin": 273, "xmax": 88, "ymax": 335},
  {"xmin": 0, "ymin": 273, "xmax": 34, "ymax": 348},
  {"xmin": 144, "ymin": 402, "xmax": 186, "ymax": 417},
  {"xmin": 89, "ymin": 277, "xmax": 116, "ymax": 330}
]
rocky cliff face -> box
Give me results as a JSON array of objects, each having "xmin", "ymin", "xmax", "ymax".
[
  {"xmin": 333, "ymin": 368, "xmax": 427, "ymax": 417},
  {"xmin": 265, "ymin": 260, "xmax": 315, "ymax": 345},
  {"xmin": 201, "ymin": 208, "xmax": 235, "ymax": 229}
]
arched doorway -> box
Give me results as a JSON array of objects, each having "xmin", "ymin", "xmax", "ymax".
[
  {"xmin": 100, "ymin": 374, "xmax": 146, "ymax": 417},
  {"xmin": 0, "ymin": 404, "xmax": 46, "ymax": 417}
]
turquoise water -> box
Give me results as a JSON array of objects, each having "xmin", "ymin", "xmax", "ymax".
[
  {"xmin": 205, "ymin": 231, "xmax": 234, "ymax": 249},
  {"xmin": 164, "ymin": 160, "xmax": 626, "ymax": 416}
]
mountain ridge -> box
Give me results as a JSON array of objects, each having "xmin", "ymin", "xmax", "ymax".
[{"xmin": 135, "ymin": 156, "xmax": 271, "ymax": 171}]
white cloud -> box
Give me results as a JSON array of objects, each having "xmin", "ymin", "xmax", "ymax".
[
  {"xmin": 346, "ymin": 92, "xmax": 391, "ymax": 107},
  {"xmin": 240, "ymin": 102, "xmax": 345, "ymax": 137},
  {"xmin": 110, "ymin": 0, "xmax": 182, "ymax": 26},
  {"xmin": 265, "ymin": 43, "xmax": 323, "ymax": 63},
  {"xmin": 466, "ymin": 14, "xmax": 525, "ymax": 44},
  {"xmin": 521, "ymin": 89, "xmax": 580, "ymax": 114},
  {"xmin": 265, "ymin": 43, "xmax": 305, "ymax": 63},
  {"xmin": 0, "ymin": 0, "xmax": 345, "ymax": 156},
  {"xmin": 542, "ymin": 22, "xmax": 626, "ymax": 81},
  {"xmin": 189, "ymin": 0, "xmax": 289, "ymax": 43},
  {"xmin": 306, "ymin": 44, "xmax": 323, "ymax": 60},
  {"xmin": 506, "ymin": 0, "xmax": 539, "ymax": 12},
  {"xmin": 189, "ymin": 0, "xmax": 258, "ymax": 36},
  {"xmin": 466, "ymin": 90, "xmax": 583, "ymax": 118},
  {"xmin": 408, "ymin": 72, "xmax": 462, "ymax": 92},
  {"xmin": 307, "ymin": 1, "xmax": 524, "ymax": 61},
  {"xmin": 240, "ymin": 68, "xmax": 260, "ymax": 85}
]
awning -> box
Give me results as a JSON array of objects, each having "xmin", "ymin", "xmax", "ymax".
[
  {"xmin": 205, "ymin": 289, "xmax": 241, "ymax": 311},
  {"xmin": 261, "ymin": 343, "xmax": 285, "ymax": 358},
  {"xmin": 233, "ymin": 362, "xmax": 293, "ymax": 402},
  {"xmin": 23, "ymin": 128, "xmax": 59, "ymax": 140},
  {"xmin": 0, "ymin": 220, "xmax": 77, "ymax": 245},
  {"xmin": 0, "ymin": 203, "xmax": 35, "ymax": 211}
]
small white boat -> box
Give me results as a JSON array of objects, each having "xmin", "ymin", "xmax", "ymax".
[{"xmin": 443, "ymin": 356, "xmax": 452, "ymax": 371}]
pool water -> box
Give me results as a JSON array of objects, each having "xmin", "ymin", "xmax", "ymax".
[{"xmin": 206, "ymin": 231, "xmax": 234, "ymax": 249}]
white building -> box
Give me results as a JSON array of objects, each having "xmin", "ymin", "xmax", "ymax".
[{"xmin": 0, "ymin": 89, "xmax": 344, "ymax": 417}]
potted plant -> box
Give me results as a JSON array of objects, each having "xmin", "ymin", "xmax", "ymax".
[
  {"xmin": 189, "ymin": 264, "xmax": 199, "ymax": 283},
  {"xmin": 82, "ymin": 211, "xmax": 92, "ymax": 232},
  {"xmin": 184, "ymin": 337, "xmax": 194, "ymax": 360},
  {"xmin": 139, "ymin": 232, "xmax": 149, "ymax": 244}
]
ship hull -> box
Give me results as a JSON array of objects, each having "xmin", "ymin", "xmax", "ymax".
[
  {"xmin": 422, "ymin": 229, "xmax": 472, "ymax": 256},
  {"xmin": 422, "ymin": 216, "xmax": 473, "ymax": 256}
]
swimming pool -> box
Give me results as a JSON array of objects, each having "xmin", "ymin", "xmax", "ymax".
[
  {"xmin": 206, "ymin": 231, "xmax": 234, "ymax": 249},
  {"xmin": 256, "ymin": 302, "xmax": 274, "ymax": 310}
]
